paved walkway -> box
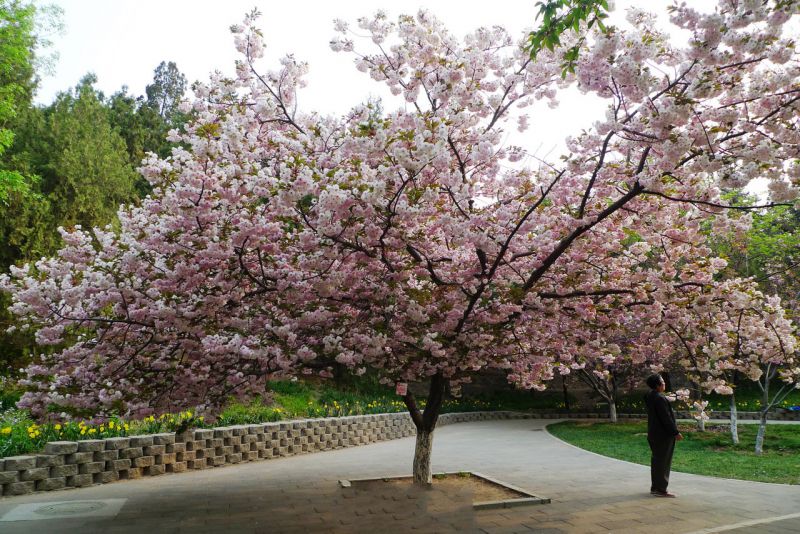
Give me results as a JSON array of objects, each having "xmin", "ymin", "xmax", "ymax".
[{"xmin": 0, "ymin": 419, "xmax": 798, "ymax": 533}]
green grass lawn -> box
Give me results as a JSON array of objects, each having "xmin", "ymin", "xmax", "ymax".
[{"xmin": 547, "ymin": 421, "xmax": 800, "ymax": 485}]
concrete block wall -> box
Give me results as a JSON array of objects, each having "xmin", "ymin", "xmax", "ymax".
[{"xmin": 0, "ymin": 410, "xmax": 531, "ymax": 497}]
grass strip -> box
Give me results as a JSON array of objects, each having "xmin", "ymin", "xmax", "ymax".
[{"xmin": 547, "ymin": 420, "xmax": 800, "ymax": 485}]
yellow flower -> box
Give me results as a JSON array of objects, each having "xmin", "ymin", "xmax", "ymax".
[
  {"xmin": 99, "ymin": 426, "xmax": 105, "ymax": 432},
  {"xmin": 54, "ymin": 423, "xmax": 62, "ymax": 431},
  {"xmin": 185, "ymin": 411, "xmax": 192, "ymax": 418},
  {"xmin": 80, "ymin": 428, "xmax": 86, "ymax": 435},
  {"xmin": 124, "ymin": 424, "xmax": 130, "ymax": 430},
  {"xmin": 1, "ymin": 427, "xmax": 11, "ymax": 435},
  {"xmin": 88, "ymin": 428, "xmax": 96, "ymax": 434},
  {"xmin": 108, "ymin": 421, "xmax": 115, "ymax": 429}
]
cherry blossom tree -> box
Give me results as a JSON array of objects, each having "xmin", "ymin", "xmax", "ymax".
[
  {"xmin": 657, "ymin": 279, "xmax": 798, "ymax": 452},
  {"xmin": 3, "ymin": 2, "xmax": 800, "ymax": 483}
]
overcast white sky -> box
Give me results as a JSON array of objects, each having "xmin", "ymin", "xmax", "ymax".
[{"xmin": 35, "ymin": 1, "xmax": 707, "ymax": 162}]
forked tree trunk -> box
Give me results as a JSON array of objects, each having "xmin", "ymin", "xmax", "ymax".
[
  {"xmin": 729, "ymin": 394, "xmax": 739, "ymax": 445},
  {"xmin": 755, "ymin": 411, "xmax": 768, "ymax": 456},
  {"xmin": 403, "ymin": 372, "xmax": 446, "ymax": 486},
  {"xmin": 697, "ymin": 416, "xmax": 706, "ymax": 432}
]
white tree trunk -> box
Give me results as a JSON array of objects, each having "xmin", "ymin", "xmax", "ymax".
[
  {"xmin": 729, "ymin": 394, "xmax": 739, "ymax": 445},
  {"xmin": 755, "ymin": 412, "xmax": 768, "ymax": 456},
  {"xmin": 412, "ymin": 428, "xmax": 434, "ymax": 485},
  {"xmin": 608, "ymin": 400, "xmax": 618, "ymax": 423}
]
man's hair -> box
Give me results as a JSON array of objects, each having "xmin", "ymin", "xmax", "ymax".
[{"xmin": 646, "ymin": 374, "xmax": 664, "ymax": 390}]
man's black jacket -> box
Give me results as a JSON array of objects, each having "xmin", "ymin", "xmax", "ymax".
[{"xmin": 644, "ymin": 389, "xmax": 679, "ymax": 440}]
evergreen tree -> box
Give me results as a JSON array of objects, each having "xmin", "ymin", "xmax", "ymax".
[{"xmin": 27, "ymin": 74, "xmax": 139, "ymax": 230}]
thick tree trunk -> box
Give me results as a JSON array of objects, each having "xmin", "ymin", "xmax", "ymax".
[
  {"xmin": 403, "ymin": 372, "xmax": 446, "ymax": 486},
  {"xmin": 413, "ymin": 429, "xmax": 434, "ymax": 484},
  {"xmin": 755, "ymin": 411, "xmax": 768, "ymax": 456},
  {"xmin": 608, "ymin": 400, "xmax": 617, "ymax": 423},
  {"xmin": 729, "ymin": 394, "xmax": 739, "ymax": 445}
]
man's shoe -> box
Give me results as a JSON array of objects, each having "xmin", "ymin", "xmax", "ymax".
[{"xmin": 651, "ymin": 490, "xmax": 676, "ymax": 498}]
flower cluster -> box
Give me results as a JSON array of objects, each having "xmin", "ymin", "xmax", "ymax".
[{"xmin": 0, "ymin": 2, "xmax": 798, "ymax": 427}]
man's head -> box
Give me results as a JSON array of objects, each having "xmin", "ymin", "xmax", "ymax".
[{"xmin": 646, "ymin": 374, "xmax": 665, "ymax": 391}]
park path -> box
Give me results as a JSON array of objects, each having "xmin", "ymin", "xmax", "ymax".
[{"xmin": 0, "ymin": 418, "xmax": 798, "ymax": 533}]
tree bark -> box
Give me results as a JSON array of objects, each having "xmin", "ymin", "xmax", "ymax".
[
  {"xmin": 755, "ymin": 411, "xmax": 768, "ymax": 456},
  {"xmin": 729, "ymin": 394, "xmax": 739, "ymax": 445},
  {"xmin": 608, "ymin": 400, "xmax": 618, "ymax": 423},
  {"xmin": 413, "ymin": 429, "xmax": 434, "ymax": 484},
  {"xmin": 404, "ymin": 372, "xmax": 446, "ymax": 486}
]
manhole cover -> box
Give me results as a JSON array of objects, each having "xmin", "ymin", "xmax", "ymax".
[
  {"xmin": 34, "ymin": 501, "xmax": 107, "ymax": 516},
  {"xmin": 1, "ymin": 499, "xmax": 126, "ymax": 522}
]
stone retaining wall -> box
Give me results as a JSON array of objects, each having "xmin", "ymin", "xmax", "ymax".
[{"xmin": 0, "ymin": 410, "xmax": 531, "ymax": 497}]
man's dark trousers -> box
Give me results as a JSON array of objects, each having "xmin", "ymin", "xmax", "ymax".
[
  {"xmin": 648, "ymin": 435, "xmax": 675, "ymax": 492},
  {"xmin": 644, "ymin": 389, "xmax": 679, "ymax": 493}
]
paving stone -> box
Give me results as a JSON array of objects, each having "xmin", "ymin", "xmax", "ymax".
[
  {"xmin": 67, "ymin": 473, "xmax": 93, "ymax": 487},
  {"xmin": 65, "ymin": 451, "xmax": 94, "ymax": 464},
  {"xmin": 35, "ymin": 477, "xmax": 67, "ymax": 491},
  {"xmin": 152, "ymin": 433, "xmax": 176, "ymax": 445},
  {"xmin": 94, "ymin": 449, "xmax": 119, "ymax": 461},
  {"xmin": 78, "ymin": 461, "xmax": 105, "ymax": 474},
  {"xmin": 144, "ymin": 445, "xmax": 166, "ymax": 456},
  {"xmin": 20, "ymin": 467, "xmax": 50, "ymax": 481},
  {"xmin": 50, "ymin": 464, "xmax": 78, "ymax": 477},
  {"xmin": 105, "ymin": 437, "xmax": 131, "ymax": 450},
  {"xmin": 44, "ymin": 441, "xmax": 79, "ymax": 455},
  {"xmin": 129, "ymin": 435, "xmax": 154, "ymax": 448},
  {"xmin": 177, "ymin": 450, "xmax": 194, "ymax": 462},
  {"xmin": 214, "ymin": 428, "xmax": 233, "ymax": 438},
  {"xmin": 194, "ymin": 429, "xmax": 213, "ymax": 440},
  {"xmin": 109, "ymin": 459, "xmax": 132, "ymax": 471},
  {"xmin": 133, "ymin": 456, "xmax": 154, "ymax": 468},
  {"xmin": 125, "ymin": 467, "xmax": 143, "ymax": 479},
  {"xmin": 120, "ymin": 447, "xmax": 144, "ymax": 459},
  {"xmin": 167, "ymin": 442, "xmax": 186, "ymax": 454},
  {"xmin": 167, "ymin": 462, "xmax": 187, "ymax": 473},
  {"xmin": 0, "ymin": 470, "xmax": 19, "ymax": 484},
  {"xmin": 36, "ymin": 454, "xmax": 65, "ymax": 468},
  {"xmin": 77, "ymin": 439, "xmax": 106, "ymax": 452},
  {"xmin": 4, "ymin": 480, "xmax": 35, "ymax": 495},
  {"xmin": 145, "ymin": 464, "xmax": 165, "ymax": 476},
  {"xmin": 97, "ymin": 470, "xmax": 119, "ymax": 483},
  {"xmin": 156, "ymin": 453, "xmax": 176, "ymax": 465},
  {"xmin": 188, "ymin": 458, "xmax": 207, "ymax": 470},
  {"xmin": 4, "ymin": 455, "xmax": 37, "ymax": 470}
]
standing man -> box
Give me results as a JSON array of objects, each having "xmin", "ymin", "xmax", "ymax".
[{"xmin": 644, "ymin": 374, "xmax": 683, "ymax": 497}]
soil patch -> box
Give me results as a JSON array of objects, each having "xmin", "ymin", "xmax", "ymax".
[
  {"xmin": 364, "ymin": 473, "xmax": 522, "ymax": 501},
  {"xmin": 343, "ymin": 472, "xmax": 549, "ymax": 509}
]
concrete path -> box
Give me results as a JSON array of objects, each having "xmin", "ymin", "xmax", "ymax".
[{"xmin": 0, "ymin": 419, "xmax": 798, "ymax": 533}]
